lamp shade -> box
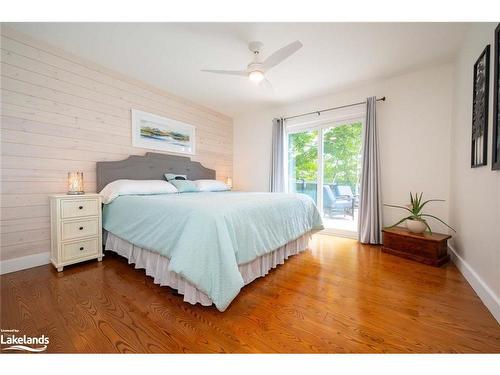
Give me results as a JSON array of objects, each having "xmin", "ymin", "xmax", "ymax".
[
  {"xmin": 248, "ymin": 71, "xmax": 264, "ymax": 82},
  {"xmin": 226, "ymin": 177, "xmax": 233, "ymax": 189},
  {"xmin": 67, "ymin": 172, "xmax": 84, "ymax": 195}
]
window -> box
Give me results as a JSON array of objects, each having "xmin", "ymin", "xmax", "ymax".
[
  {"xmin": 286, "ymin": 115, "xmax": 363, "ymax": 237},
  {"xmin": 287, "ymin": 129, "xmax": 318, "ymax": 204}
]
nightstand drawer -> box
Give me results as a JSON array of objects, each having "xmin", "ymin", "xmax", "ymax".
[
  {"xmin": 62, "ymin": 238, "xmax": 98, "ymax": 262},
  {"xmin": 61, "ymin": 198, "xmax": 99, "ymax": 219},
  {"xmin": 61, "ymin": 218, "xmax": 99, "ymax": 241}
]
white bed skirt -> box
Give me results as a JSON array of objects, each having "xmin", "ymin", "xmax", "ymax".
[{"xmin": 105, "ymin": 231, "xmax": 311, "ymax": 307}]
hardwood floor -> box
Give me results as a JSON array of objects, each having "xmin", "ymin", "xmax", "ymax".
[{"xmin": 1, "ymin": 234, "xmax": 499, "ymax": 353}]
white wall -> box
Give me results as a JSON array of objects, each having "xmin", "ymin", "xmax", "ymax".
[
  {"xmin": 234, "ymin": 64, "xmax": 454, "ymax": 232},
  {"xmin": 0, "ymin": 26, "xmax": 233, "ymax": 263},
  {"xmin": 449, "ymin": 23, "xmax": 500, "ymax": 318}
]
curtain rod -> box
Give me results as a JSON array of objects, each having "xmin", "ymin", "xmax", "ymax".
[{"xmin": 283, "ymin": 96, "xmax": 386, "ymax": 121}]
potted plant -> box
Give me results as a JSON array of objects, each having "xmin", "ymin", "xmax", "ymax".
[{"xmin": 384, "ymin": 192, "xmax": 456, "ymax": 234}]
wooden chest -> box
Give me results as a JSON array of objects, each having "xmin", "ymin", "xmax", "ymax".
[{"xmin": 382, "ymin": 227, "xmax": 451, "ymax": 267}]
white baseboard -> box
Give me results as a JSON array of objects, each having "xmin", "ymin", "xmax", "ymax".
[
  {"xmin": 448, "ymin": 245, "xmax": 500, "ymax": 324},
  {"xmin": 0, "ymin": 252, "xmax": 51, "ymax": 275}
]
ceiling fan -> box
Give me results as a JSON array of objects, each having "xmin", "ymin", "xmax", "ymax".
[{"xmin": 201, "ymin": 40, "xmax": 303, "ymax": 85}]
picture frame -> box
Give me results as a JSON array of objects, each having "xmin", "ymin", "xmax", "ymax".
[
  {"xmin": 131, "ymin": 109, "xmax": 196, "ymax": 155},
  {"xmin": 492, "ymin": 23, "xmax": 500, "ymax": 170},
  {"xmin": 471, "ymin": 45, "xmax": 490, "ymax": 168}
]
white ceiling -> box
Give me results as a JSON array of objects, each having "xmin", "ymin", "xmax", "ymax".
[{"xmin": 7, "ymin": 22, "xmax": 469, "ymax": 117}]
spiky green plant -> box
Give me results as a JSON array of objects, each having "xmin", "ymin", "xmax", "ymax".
[{"xmin": 384, "ymin": 192, "xmax": 456, "ymax": 234}]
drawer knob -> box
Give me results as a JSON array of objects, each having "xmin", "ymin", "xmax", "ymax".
[
  {"xmin": 79, "ymin": 247, "xmax": 84, "ymax": 251},
  {"xmin": 79, "ymin": 227, "xmax": 83, "ymax": 230},
  {"xmin": 78, "ymin": 206, "xmax": 83, "ymax": 210}
]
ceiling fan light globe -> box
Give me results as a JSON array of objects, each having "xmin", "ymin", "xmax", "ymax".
[{"xmin": 248, "ymin": 71, "xmax": 264, "ymax": 82}]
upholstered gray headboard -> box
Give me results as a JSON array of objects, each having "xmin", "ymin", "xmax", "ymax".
[{"xmin": 96, "ymin": 153, "xmax": 216, "ymax": 192}]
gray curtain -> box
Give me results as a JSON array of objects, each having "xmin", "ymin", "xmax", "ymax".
[
  {"xmin": 358, "ymin": 97, "xmax": 382, "ymax": 244},
  {"xmin": 270, "ymin": 118, "xmax": 285, "ymax": 192}
]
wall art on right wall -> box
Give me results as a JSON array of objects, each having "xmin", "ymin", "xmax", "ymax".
[
  {"xmin": 492, "ymin": 23, "xmax": 500, "ymax": 170},
  {"xmin": 471, "ymin": 44, "xmax": 490, "ymax": 167}
]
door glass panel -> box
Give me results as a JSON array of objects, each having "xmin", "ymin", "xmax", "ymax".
[
  {"xmin": 287, "ymin": 130, "xmax": 318, "ymax": 204},
  {"xmin": 322, "ymin": 122, "xmax": 362, "ymax": 232}
]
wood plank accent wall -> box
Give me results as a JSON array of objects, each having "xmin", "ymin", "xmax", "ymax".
[{"xmin": 0, "ymin": 26, "xmax": 233, "ymax": 261}]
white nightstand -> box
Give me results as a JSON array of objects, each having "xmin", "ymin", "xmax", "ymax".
[{"xmin": 50, "ymin": 193, "xmax": 103, "ymax": 272}]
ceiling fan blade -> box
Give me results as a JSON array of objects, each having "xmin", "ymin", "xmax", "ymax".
[
  {"xmin": 261, "ymin": 40, "xmax": 303, "ymax": 72},
  {"xmin": 201, "ymin": 69, "xmax": 248, "ymax": 77}
]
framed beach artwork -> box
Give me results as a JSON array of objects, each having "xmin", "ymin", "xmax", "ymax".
[{"xmin": 131, "ymin": 109, "xmax": 196, "ymax": 155}]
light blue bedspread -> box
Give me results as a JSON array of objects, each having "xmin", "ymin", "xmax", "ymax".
[{"xmin": 102, "ymin": 192, "xmax": 323, "ymax": 311}]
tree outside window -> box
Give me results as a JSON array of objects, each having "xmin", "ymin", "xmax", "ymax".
[{"xmin": 288, "ymin": 122, "xmax": 362, "ymax": 193}]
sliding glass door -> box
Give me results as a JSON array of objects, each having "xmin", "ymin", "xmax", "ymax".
[
  {"xmin": 287, "ymin": 129, "xmax": 319, "ymax": 204},
  {"xmin": 287, "ymin": 120, "xmax": 363, "ymax": 236},
  {"xmin": 321, "ymin": 122, "xmax": 362, "ymax": 234}
]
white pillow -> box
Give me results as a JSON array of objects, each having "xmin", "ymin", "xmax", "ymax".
[
  {"xmin": 99, "ymin": 179, "xmax": 178, "ymax": 204},
  {"xmin": 194, "ymin": 179, "xmax": 230, "ymax": 192}
]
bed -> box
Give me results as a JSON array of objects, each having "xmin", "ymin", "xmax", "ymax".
[{"xmin": 98, "ymin": 153, "xmax": 323, "ymax": 311}]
